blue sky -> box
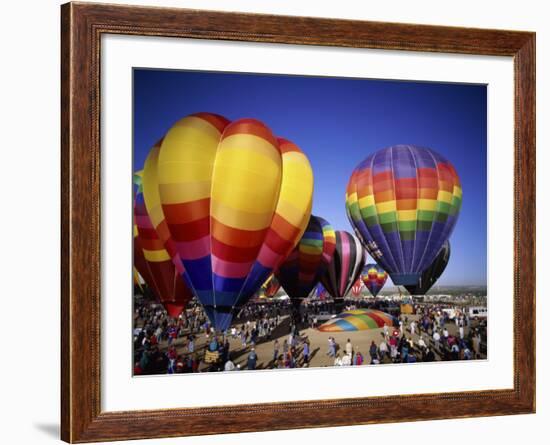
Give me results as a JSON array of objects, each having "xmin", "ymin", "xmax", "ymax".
[{"xmin": 134, "ymin": 69, "xmax": 487, "ymax": 286}]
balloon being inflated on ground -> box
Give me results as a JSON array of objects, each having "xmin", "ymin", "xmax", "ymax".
[
  {"xmin": 141, "ymin": 113, "xmax": 314, "ymax": 331},
  {"xmin": 346, "ymin": 145, "xmax": 461, "ymax": 286},
  {"xmin": 318, "ymin": 309, "xmax": 398, "ymax": 332},
  {"xmin": 276, "ymin": 215, "xmax": 336, "ymax": 309}
]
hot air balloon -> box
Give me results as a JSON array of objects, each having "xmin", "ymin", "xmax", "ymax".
[
  {"xmin": 346, "ymin": 145, "xmax": 461, "ymax": 286},
  {"xmin": 254, "ymin": 275, "xmax": 281, "ymax": 300},
  {"xmin": 350, "ymin": 279, "xmax": 363, "ymax": 298},
  {"xmin": 276, "ymin": 215, "xmax": 336, "ymax": 310},
  {"xmin": 142, "ymin": 113, "xmax": 314, "ymax": 331},
  {"xmin": 361, "ymin": 263, "xmax": 388, "ymax": 298},
  {"xmin": 318, "ymin": 309, "xmax": 398, "ymax": 332},
  {"xmin": 134, "ymin": 173, "xmax": 193, "ymax": 318},
  {"xmin": 405, "ymin": 240, "xmax": 450, "ymax": 295},
  {"xmin": 320, "ymin": 231, "xmax": 366, "ymax": 305},
  {"xmin": 263, "ymin": 275, "xmax": 282, "ymax": 299},
  {"xmin": 314, "ymin": 283, "xmax": 328, "ymax": 301}
]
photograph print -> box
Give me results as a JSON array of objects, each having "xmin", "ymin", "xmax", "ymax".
[{"xmin": 132, "ymin": 68, "xmax": 487, "ymax": 376}]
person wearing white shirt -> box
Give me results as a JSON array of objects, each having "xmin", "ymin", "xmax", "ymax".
[
  {"xmin": 341, "ymin": 353, "xmax": 352, "ymax": 366},
  {"xmin": 432, "ymin": 330, "xmax": 441, "ymax": 353},
  {"xmin": 224, "ymin": 359, "xmax": 236, "ymax": 371},
  {"xmin": 345, "ymin": 339, "xmax": 353, "ymax": 356},
  {"xmin": 418, "ymin": 336, "xmax": 426, "ymax": 349},
  {"xmin": 379, "ymin": 340, "xmax": 388, "ymax": 359}
]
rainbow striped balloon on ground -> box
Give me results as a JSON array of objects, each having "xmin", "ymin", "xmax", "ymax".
[
  {"xmin": 361, "ymin": 263, "xmax": 388, "ymax": 298},
  {"xmin": 276, "ymin": 215, "xmax": 336, "ymax": 309},
  {"xmin": 320, "ymin": 231, "xmax": 366, "ymax": 302},
  {"xmin": 142, "ymin": 113, "xmax": 314, "ymax": 331},
  {"xmin": 318, "ymin": 309, "xmax": 398, "ymax": 332},
  {"xmin": 346, "ymin": 145, "xmax": 461, "ymax": 286}
]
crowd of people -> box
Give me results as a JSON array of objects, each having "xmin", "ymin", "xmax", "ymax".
[
  {"xmin": 133, "ymin": 300, "xmax": 296, "ymax": 375},
  {"xmin": 133, "ymin": 297, "xmax": 487, "ymax": 375}
]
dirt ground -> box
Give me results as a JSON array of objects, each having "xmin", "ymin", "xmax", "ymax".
[{"xmin": 154, "ymin": 313, "xmax": 485, "ymax": 371}]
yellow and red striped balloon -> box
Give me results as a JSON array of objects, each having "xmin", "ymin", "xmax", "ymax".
[
  {"xmin": 142, "ymin": 113, "xmax": 314, "ymax": 330},
  {"xmin": 133, "ymin": 172, "xmax": 193, "ymax": 318}
]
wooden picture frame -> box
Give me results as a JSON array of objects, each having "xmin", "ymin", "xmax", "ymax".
[{"xmin": 61, "ymin": 2, "xmax": 535, "ymax": 442}]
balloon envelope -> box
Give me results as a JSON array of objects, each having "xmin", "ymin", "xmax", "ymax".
[
  {"xmin": 405, "ymin": 240, "xmax": 450, "ymax": 295},
  {"xmin": 361, "ymin": 263, "xmax": 388, "ymax": 298},
  {"xmin": 276, "ymin": 215, "xmax": 336, "ymax": 306},
  {"xmin": 318, "ymin": 309, "xmax": 398, "ymax": 332},
  {"xmin": 320, "ymin": 231, "xmax": 366, "ymax": 301},
  {"xmin": 142, "ymin": 114, "xmax": 314, "ymax": 330},
  {"xmin": 346, "ymin": 145, "xmax": 461, "ymax": 285},
  {"xmin": 350, "ymin": 279, "xmax": 363, "ymax": 298},
  {"xmin": 256, "ymin": 274, "xmax": 281, "ymax": 299},
  {"xmin": 134, "ymin": 174, "xmax": 193, "ymax": 317}
]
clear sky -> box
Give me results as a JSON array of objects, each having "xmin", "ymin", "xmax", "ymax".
[{"xmin": 134, "ymin": 69, "xmax": 487, "ymax": 286}]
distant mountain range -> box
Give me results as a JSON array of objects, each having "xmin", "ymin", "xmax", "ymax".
[{"xmin": 379, "ymin": 285, "xmax": 487, "ymax": 296}]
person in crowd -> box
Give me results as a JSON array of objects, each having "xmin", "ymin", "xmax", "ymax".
[
  {"xmin": 345, "ymin": 339, "xmax": 353, "ymax": 356},
  {"xmin": 327, "ymin": 337, "xmax": 336, "ymax": 357},
  {"xmin": 401, "ymin": 341, "xmax": 409, "ymax": 363},
  {"xmin": 302, "ymin": 340, "xmax": 310, "ymax": 365},
  {"xmin": 354, "ymin": 350, "xmax": 364, "ymax": 366},
  {"xmin": 209, "ymin": 336, "xmax": 219, "ymax": 352},
  {"xmin": 379, "ymin": 337, "xmax": 388, "ymax": 361},
  {"xmin": 369, "ymin": 341, "xmax": 378, "ymax": 364},
  {"xmin": 418, "ymin": 336, "xmax": 426, "ymax": 349},
  {"xmin": 273, "ymin": 339, "xmax": 280, "ymax": 362},
  {"xmin": 341, "ymin": 353, "xmax": 352, "ymax": 366},
  {"xmin": 224, "ymin": 358, "xmax": 236, "ymax": 371},
  {"xmin": 247, "ymin": 348, "xmax": 258, "ymax": 370}
]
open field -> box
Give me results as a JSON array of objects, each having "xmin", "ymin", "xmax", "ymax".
[{"xmin": 145, "ymin": 312, "xmax": 486, "ymax": 372}]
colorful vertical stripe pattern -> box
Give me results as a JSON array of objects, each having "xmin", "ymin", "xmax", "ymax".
[
  {"xmin": 351, "ymin": 279, "xmax": 363, "ymax": 297},
  {"xmin": 143, "ymin": 113, "xmax": 314, "ymax": 331},
  {"xmin": 346, "ymin": 145, "xmax": 461, "ymax": 285},
  {"xmin": 318, "ymin": 309, "xmax": 398, "ymax": 332},
  {"xmin": 320, "ymin": 231, "xmax": 366, "ymax": 300},
  {"xmin": 405, "ymin": 240, "xmax": 450, "ymax": 295},
  {"xmin": 276, "ymin": 215, "xmax": 336, "ymax": 306},
  {"xmin": 263, "ymin": 275, "xmax": 281, "ymax": 298},
  {"xmin": 134, "ymin": 175, "xmax": 193, "ymax": 318},
  {"xmin": 361, "ymin": 263, "xmax": 388, "ymax": 298}
]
